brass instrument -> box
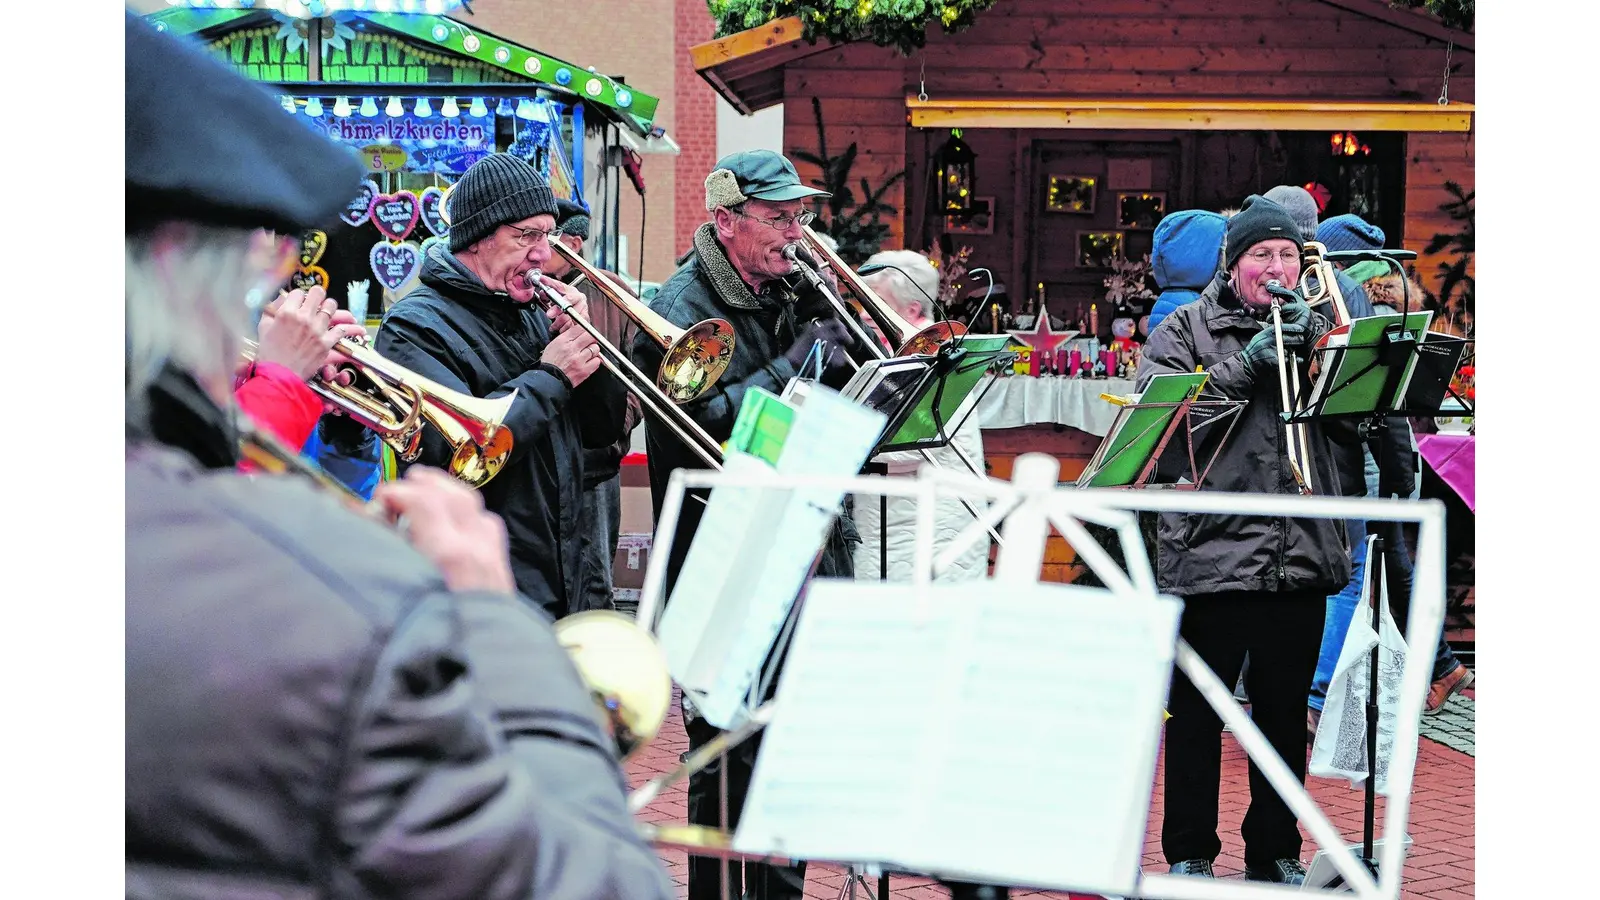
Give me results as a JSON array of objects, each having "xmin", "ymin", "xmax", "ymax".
[
  {"xmin": 525, "ymin": 272, "xmax": 725, "ymax": 471},
  {"xmin": 799, "ymin": 225, "xmax": 968, "ymax": 356},
  {"xmin": 241, "ymin": 337, "xmax": 516, "ymax": 488},
  {"xmin": 552, "ymin": 610, "xmax": 673, "ymax": 762},
  {"xmin": 1298, "ymin": 241, "xmax": 1351, "ymax": 327},
  {"xmin": 550, "ymin": 240, "xmax": 735, "ymax": 403},
  {"xmin": 1266, "ymin": 281, "xmax": 1314, "ymax": 495}
]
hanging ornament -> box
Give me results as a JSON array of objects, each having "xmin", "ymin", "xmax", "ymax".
[
  {"xmin": 419, "ymin": 185, "xmax": 450, "ymax": 237},
  {"xmin": 370, "ymin": 240, "xmax": 423, "ymax": 293},
  {"xmin": 340, "ymin": 180, "xmax": 379, "ymax": 227},
  {"xmin": 370, "ymin": 190, "xmax": 421, "ymax": 242}
]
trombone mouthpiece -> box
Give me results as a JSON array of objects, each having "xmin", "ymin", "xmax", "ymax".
[{"xmin": 783, "ymin": 243, "xmax": 817, "ymax": 268}]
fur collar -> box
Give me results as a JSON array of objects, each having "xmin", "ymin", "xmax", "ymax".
[{"xmin": 692, "ymin": 222, "xmax": 798, "ymax": 311}]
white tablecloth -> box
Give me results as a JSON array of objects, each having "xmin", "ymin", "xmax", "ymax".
[{"xmin": 973, "ymin": 375, "xmax": 1139, "ymax": 437}]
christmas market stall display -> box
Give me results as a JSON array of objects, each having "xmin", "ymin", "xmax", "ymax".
[{"xmin": 148, "ymin": 0, "xmax": 673, "ymax": 321}]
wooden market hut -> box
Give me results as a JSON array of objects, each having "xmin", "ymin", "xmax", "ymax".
[{"xmin": 693, "ymin": 0, "xmax": 1474, "ymax": 581}]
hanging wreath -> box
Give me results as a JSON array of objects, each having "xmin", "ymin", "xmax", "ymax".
[{"xmin": 708, "ymin": 1, "xmax": 998, "ymax": 55}]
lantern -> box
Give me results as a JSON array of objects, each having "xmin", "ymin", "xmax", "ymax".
[{"xmin": 935, "ymin": 129, "xmax": 977, "ymax": 216}]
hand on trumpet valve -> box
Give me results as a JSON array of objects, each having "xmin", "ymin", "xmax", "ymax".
[
  {"xmin": 254, "ymin": 285, "xmax": 368, "ymax": 387},
  {"xmin": 373, "ymin": 467, "xmax": 517, "ymax": 595}
]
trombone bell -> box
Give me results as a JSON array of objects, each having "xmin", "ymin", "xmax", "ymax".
[
  {"xmin": 552, "ymin": 610, "xmax": 672, "ymax": 762},
  {"xmin": 660, "ymin": 319, "xmax": 736, "ymax": 403}
]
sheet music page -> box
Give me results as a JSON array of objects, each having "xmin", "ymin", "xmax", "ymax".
[
  {"xmin": 735, "ymin": 581, "xmax": 1181, "ymax": 896},
  {"xmin": 663, "ymin": 387, "xmax": 887, "ymax": 730}
]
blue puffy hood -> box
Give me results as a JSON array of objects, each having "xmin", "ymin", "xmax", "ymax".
[
  {"xmin": 1152, "ymin": 209, "xmax": 1226, "ymax": 290},
  {"xmin": 1147, "ymin": 210, "xmax": 1226, "ymax": 335}
]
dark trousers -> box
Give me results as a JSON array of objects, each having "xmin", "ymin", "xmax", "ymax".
[
  {"xmin": 574, "ymin": 473, "xmax": 622, "ymax": 615},
  {"xmin": 1162, "ymin": 589, "xmax": 1326, "ymax": 868},
  {"xmin": 685, "ymin": 712, "xmax": 807, "ymax": 900}
]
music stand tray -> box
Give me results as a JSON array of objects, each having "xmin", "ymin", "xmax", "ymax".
[
  {"xmin": 1075, "ymin": 373, "xmax": 1246, "ymax": 490},
  {"xmin": 849, "ymin": 335, "xmax": 1015, "ymax": 456}
]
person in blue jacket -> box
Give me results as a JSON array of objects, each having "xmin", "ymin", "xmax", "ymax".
[
  {"xmin": 300, "ymin": 411, "xmax": 383, "ymax": 500},
  {"xmin": 1147, "ymin": 209, "xmax": 1227, "ymax": 336}
]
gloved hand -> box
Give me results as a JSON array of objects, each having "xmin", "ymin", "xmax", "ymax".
[
  {"xmin": 1277, "ymin": 295, "xmax": 1313, "ymax": 328},
  {"xmin": 784, "ymin": 318, "xmax": 854, "ymax": 372}
]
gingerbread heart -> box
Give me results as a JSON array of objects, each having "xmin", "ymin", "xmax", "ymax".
[
  {"xmin": 290, "ymin": 265, "xmax": 329, "ymax": 292},
  {"xmin": 419, "ymin": 186, "xmax": 449, "ymax": 237},
  {"xmin": 340, "ymin": 180, "xmax": 378, "ymax": 227},
  {"xmin": 439, "ymin": 182, "xmax": 455, "ymax": 226},
  {"xmin": 370, "ymin": 241, "xmax": 422, "ymax": 293},
  {"xmin": 371, "ymin": 191, "xmax": 420, "ymax": 242},
  {"xmin": 299, "ymin": 230, "xmax": 328, "ymax": 268}
]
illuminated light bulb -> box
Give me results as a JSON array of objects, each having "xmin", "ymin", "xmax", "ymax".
[
  {"xmin": 441, "ymin": 97, "xmax": 460, "ymax": 118},
  {"xmin": 386, "ymin": 96, "xmax": 403, "ymax": 117},
  {"xmin": 304, "ymin": 97, "xmax": 324, "ymax": 117},
  {"xmin": 333, "ymin": 96, "xmax": 352, "ymax": 117},
  {"xmin": 515, "ymin": 98, "xmax": 537, "ymax": 120},
  {"xmin": 415, "ymin": 97, "xmax": 433, "ymax": 117},
  {"xmin": 495, "ymin": 97, "xmax": 513, "ymax": 117},
  {"xmin": 469, "ymin": 97, "xmax": 488, "ymax": 117},
  {"xmin": 281, "ymin": 95, "xmax": 297, "ymax": 114},
  {"xmin": 359, "ymin": 96, "xmax": 379, "ymax": 117}
]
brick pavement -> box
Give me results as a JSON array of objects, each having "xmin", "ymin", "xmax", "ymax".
[{"xmin": 625, "ymin": 685, "xmax": 1475, "ymax": 899}]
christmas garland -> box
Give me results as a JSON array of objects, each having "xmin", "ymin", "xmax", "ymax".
[
  {"xmin": 1393, "ymin": 1, "xmax": 1474, "ymax": 32},
  {"xmin": 708, "ymin": 1, "xmax": 997, "ymax": 55}
]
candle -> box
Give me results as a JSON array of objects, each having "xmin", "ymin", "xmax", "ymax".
[
  {"xmin": 991, "ymin": 303, "xmax": 1000, "ymax": 334},
  {"xmin": 1069, "ymin": 348, "xmax": 1082, "ymax": 377},
  {"xmin": 1090, "ymin": 303, "xmax": 1099, "ymax": 337}
]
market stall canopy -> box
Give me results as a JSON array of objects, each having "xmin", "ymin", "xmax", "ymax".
[
  {"xmin": 147, "ymin": 4, "xmax": 664, "ymax": 136},
  {"xmin": 905, "ymin": 96, "xmax": 1474, "ymax": 133}
]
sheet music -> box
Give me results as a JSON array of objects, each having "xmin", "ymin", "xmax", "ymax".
[
  {"xmin": 657, "ymin": 386, "xmax": 887, "ymax": 730},
  {"xmin": 735, "ymin": 581, "xmax": 1183, "ymax": 895}
]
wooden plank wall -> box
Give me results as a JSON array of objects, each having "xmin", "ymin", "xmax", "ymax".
[{"xmin": 779, "ymin": 0, "xmax": 1473, "ymax": 292}]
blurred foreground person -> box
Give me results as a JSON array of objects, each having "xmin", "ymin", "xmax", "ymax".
[{"xmin": 124, "ymin": 14, "xmax": 672, "ymax": 900}]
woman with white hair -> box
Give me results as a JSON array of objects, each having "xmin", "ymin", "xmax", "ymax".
[
  {"xmin": 124, "ymin": 15, "xmax": 673, "ymax": 900},
  {"xmin": 852, "ymin": 249, "xmax": 990, "ymax": 581}
]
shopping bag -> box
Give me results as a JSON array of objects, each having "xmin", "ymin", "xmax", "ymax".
[{"xmin": 1310, "ymin": 535, "xmax": 1410, "ymax": 795}]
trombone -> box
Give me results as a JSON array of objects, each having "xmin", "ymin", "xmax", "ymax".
[
  {"xmin": 798, "ymin": 225, "xmax": 968, "ymax": 357},
  {"xmin": 1265, "ymin": 281, "xmax": 1314, "ymax": 495},
  {"xmin": 1298, "ymin": 240, "xmax": 1352, "ymax": 327},
  {"xmin": 550, "ymin": 240, "xmax": 736, "ymax": 404},
  {"xmin": 241, "ymin": 337, "xmax": 516, "ymax": 488},
  {"xmin": 525, "ymin": 272, "xmax": 726, "ymax": 471}
]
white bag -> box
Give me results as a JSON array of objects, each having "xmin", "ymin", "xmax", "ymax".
[{"xmin": 1310, "ymin": 535, "xmax": 1411, "ymax": 795}]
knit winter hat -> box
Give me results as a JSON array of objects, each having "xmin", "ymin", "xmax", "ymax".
[
  {"xmin": 1263, "ymin": 185, "xmax": 1320, "ymax": 241},
  {"xmin": 555, "ymin": 197, "xmax": 591, "ymax": 240},
  {"xmin": 446, "ymin": 153, "xmax": 558, "ymax": 252},
  {"xmin": 1316, "ymin": 214, "xmax": 1386, "ymax": 254},
  {"xmin": 1225, "ymin": 195, "xmax": 1305, "ymax": 271}
]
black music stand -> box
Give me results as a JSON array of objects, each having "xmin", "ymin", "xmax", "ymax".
[
  {"xmin": 1288, "ymin": 249, "xmax": 1471, "ymax": 876},
  {"xmin": 1075, "ymin": 375, "xmax": 1247, "ymax": 491}
]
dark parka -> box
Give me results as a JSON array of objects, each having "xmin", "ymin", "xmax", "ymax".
[
  {"xmin": 1137, "ymin": 273, "xmax": 1353, "ymax": 597},
  {"xmin": 377, "ymin": 238, "xmax": 628, "ymax": 617},
  {"xmin": 125, "ymin": 374, "xmax": 671, "ymax": 900},
  {"xmin": 631, "ymin": 223, "xmax": 858, "ymax": 596}
]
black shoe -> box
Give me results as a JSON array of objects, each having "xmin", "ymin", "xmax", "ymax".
[
  {"xmin": 1244, "ymin": 858, "xmax": 1307, "ymax": 885},
  {"xmin": 1168, "ymin": 859, "xmax": 1215, "ymax": 878}
]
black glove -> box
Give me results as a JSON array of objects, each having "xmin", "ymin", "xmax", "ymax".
[
  {"xmin": 1277, "ymin": 295, "xmax": 1312, "ymax": 328},
  {"xmin": 784, "ymin": 318, "xmax": 854, "ymax": 373}
]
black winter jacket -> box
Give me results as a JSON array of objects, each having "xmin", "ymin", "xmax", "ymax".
[
  {"xmin": 377, "ymin": 238, "xmax": 627, "ymax": 617},
  {"xmin": 1138, "ymin": 274, "xmax": 1353, "ymax": 598},
  {"xmin": 631, "ymin": 223, "xmax": 859, "ymax": 595}
]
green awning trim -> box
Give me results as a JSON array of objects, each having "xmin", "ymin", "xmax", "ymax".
[{"xmin": 145, "ymin": 8, "xmax": 253, "ymax": 37}]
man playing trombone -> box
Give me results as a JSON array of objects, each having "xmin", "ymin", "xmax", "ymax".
[
  {"xmin": 377, "ymin": 153, "xmax": 630, "ymax": 620},
  {"xmin": 1136, "ymin": 195, "xmax": 1353, "ymax": 887},
  {"xmin": 632, "ymin": 149, "xmax": 866, "ymax": 900}
]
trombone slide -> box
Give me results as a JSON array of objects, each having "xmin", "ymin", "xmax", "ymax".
[{"xmin": 1269, "ymin": 302, "xmax": 1314, "ymax": 495}]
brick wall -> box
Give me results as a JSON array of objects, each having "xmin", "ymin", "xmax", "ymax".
[
  {"xmin": 673, "ymin": 0, "xmax": 719, "ymax": 264},
  {"xmin": 442, "ymin": 0, "xmax": 680, "ymax": 283}
]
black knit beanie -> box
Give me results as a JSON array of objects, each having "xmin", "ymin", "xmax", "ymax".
[
  {"xmin": 555, "ymin": 197, "xmax": 591, "ymax": 240},
  {"xmin": 447, "ymin": 153, "xmax": 558, "ymax": 252},
  {"xmin": 1224, "ymin": 194, "xmax": 1305, "ymax": 271}
]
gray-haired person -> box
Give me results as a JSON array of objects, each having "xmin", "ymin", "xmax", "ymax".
[{"xmin": 124, "ymin": 14, "xmax": 671, "ymax": 900}]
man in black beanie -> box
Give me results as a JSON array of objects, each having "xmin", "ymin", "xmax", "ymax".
[
  {"xmin": 125, "ymin": 14, "xmax": 671, "ymax": 900},
  {"xmin": 1136, "ymin": 194, "xmax": 1354, "ymax": 886},
  {"xmin": 377, "ymin": 153, "xmax": 629, "ymax": 619}
]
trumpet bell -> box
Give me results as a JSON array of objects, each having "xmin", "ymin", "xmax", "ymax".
[
  {"xmin": 552, "ymin": 610, "xmax": 672, "ymax": 762},
  {"xmin": 448, "ymin": 411, "xmax": 516, "ymax": 487},
  {"xmin": 659, "ymin": 318, "xmax": 735, "ymax": 402},
  {"xmin": 897, "ymin": 321, "xmax": 969, "ymax": 357}
]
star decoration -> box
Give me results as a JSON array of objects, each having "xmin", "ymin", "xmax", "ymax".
[{"xmin": 1007, "ymin": 303, "xmax": 1079, "ymax": 376}]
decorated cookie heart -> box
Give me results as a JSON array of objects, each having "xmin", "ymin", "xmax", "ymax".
[
  {"xmin": 340, "ymin": 180, "xmax": 379, "ymax": 227},
  {"xmin": 290, "ymin": 265, "xmax": 329, "ymax": 292},
  {"xmin": 371, "ymin": 191, "xmax": 421, "ymax": 242},
  {"xmin": 439, "ymin": 181, "xmax": 455, "ymax": 226},
  {"xmin": 419, "ymin": 186, "xmax": 449, "ymax": 237},
  {"xmin": 370, "ymin": 240, "xmax": 422, "ymax": 293},
  {"xmin": 299, "ymin": 230, "xmax": 328, "ymax": 268}
]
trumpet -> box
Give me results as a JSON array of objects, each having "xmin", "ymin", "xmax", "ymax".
[
  {"xmin": 241, "ymin": 337, "xmax": 516, "ymax": 488},
  {"xmin": 1265, "ymin": 281, "xmax": 1314, "ymax": 495},
  {"xmin": 550, "ymin": 240, "xmax": 735, "ymax": 404},
  {"xmin": 798, "ymin": 225, "xmax": 968, "ymax": 356},
  {"xmin": 525, "ymin": 272, "xmax": 725, "ymax": 471}
]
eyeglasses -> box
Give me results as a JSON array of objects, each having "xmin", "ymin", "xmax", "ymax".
[
  {"xmin": 1243, "ymin": 248, "xmax": 1302, "ymax": 266},
  {"xmin": 506, "ymin": 224, "xmax": 555, "ymax": 248},
  {"xmin": 734, "ymin": 209, "xmax": 816, "ymax": 231}
]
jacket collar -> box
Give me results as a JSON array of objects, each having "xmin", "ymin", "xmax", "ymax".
[
  {"xmin": 1201, "ymin": 273, "xmax": 1266, "ymax": 333},
  {"xmin": 691, "ymin": 222, "xmax": 799, "ymax": 312},
  {"xmin": 418, "ymin": 237, "xmax": 523, "ymax": 316},
  {"xmin": 128, "ymin": 362, "xmax": 239, "ymax": 471}
]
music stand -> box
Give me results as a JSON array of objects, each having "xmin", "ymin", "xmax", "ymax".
[
  {"xmin": 1288, "ymin": 249, "xmax": 1470, "ymax": 874},
  {"xmin": 862, "ymin": 335, "xmax": 1014, "ymax": 456},
  {"xmin": 1075, "ymin": 373, "xmax": 1246, "ymax": 491}
]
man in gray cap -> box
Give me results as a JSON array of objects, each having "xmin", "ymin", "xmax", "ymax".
[
  {"xmin": 378, "ymin": 153, "xmax": 630, "ymax": 619},
  {"xmin": 633, "ymin": 148, "xmax": 863, "ymax": 900},
  {"xmin": 124, "ymin": 13, "xmax": 671, "ymax": 900}
]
